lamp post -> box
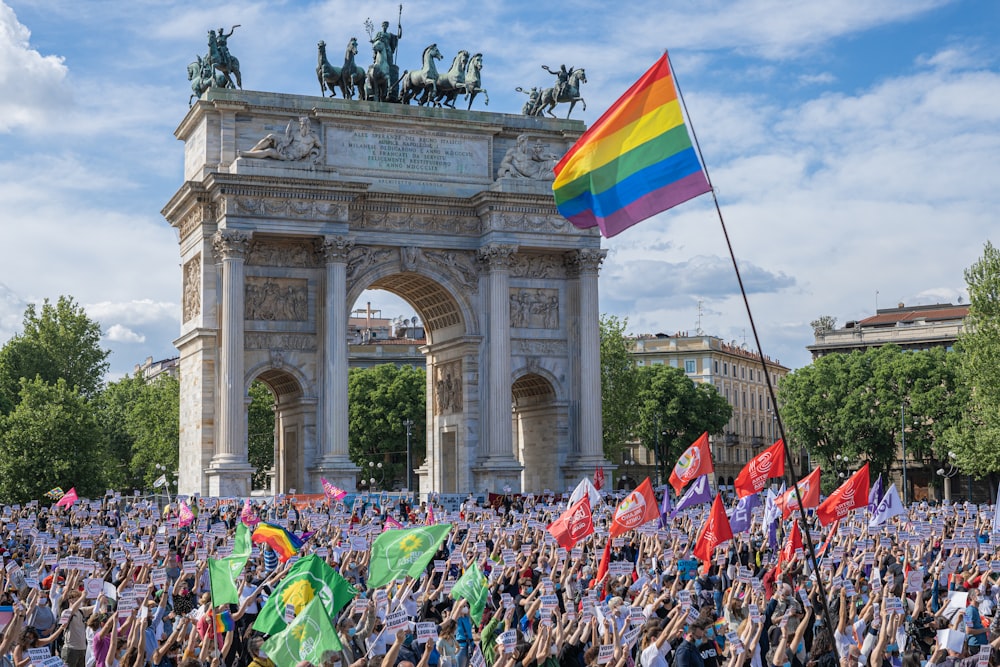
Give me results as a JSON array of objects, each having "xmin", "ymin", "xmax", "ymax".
[
  {"xmin": 403, "ymin": 418, "xmax": 414, "ymax": 494},
  {"xmin": 368, "ymin": 461, "xmax": 385, "ymax": 490},
  {"xmin": 653, "ymin": 416, "xmax": 659, "ymax": 487},
  {"xmin": 937, "ymin": 451, "xmax": 959, "ymax": 502}
]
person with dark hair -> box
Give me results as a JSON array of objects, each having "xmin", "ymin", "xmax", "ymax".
[{"xmin": 674, "ymin": 620, "xmax": 710, "ymax": 667}]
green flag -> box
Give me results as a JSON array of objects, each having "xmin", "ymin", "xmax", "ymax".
[
  {"xmin": 253, "ymin": 554, "xmax": 358, "ymax": 635},
  {"xmin": 208, "ymin": 558, "xmax": 240, "ymax": 606},
  {"xmin": 261, "ymin": 597, "xmax": 342, "ymax": 667},
  {"xmin": 224, "ymin": 522, "xmax": 251, "ymax": 580},
  {"xmin": 367, "ymin": 524, "xmax": 453, "ymax": 589},
  {"xmin": 450, "ymin": 562, "xmax": 489, "ymax": 626}
]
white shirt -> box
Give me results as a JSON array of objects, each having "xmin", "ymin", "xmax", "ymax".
[{"xmin": 640, "ymin": 643, "xmax": 670, "ymax": 667}]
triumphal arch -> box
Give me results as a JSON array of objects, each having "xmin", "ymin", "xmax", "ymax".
[{"xmin": 163, "ymin": 88, "xmax": 608, "ymax": 497}]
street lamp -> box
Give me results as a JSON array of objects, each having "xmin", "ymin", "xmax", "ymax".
[
  {"xmin": 402, "ymin": 418, "xmax": 414, "ymax": 494},
  {"xmin": 901, "ymin": 403, "xmax": 907, "ymax": 505},
  {"xmin": 367, "ymin": 461, "xmax": 385, "ymax": 490},
  {"xmin": 937, "ymin": 451, "xmax": 959, "ymax": 502}
]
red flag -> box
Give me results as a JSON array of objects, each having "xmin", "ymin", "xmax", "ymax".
[
  {"xmin": 816, "ymin": 463, "xmax": 870, "ymax": 526},
  {"xmin": 693, "ymin": 494, "xmax": 733, "ymax": 564},
  {"xmin": 734, "ymin": 439, "xmax": 786, "ymax": 497},
  {"xmin": 55, "ymin": 487, "xmax": 78, "ymax": 508},
  {"xmin": 775, "ymin": 467, "xmax": 822, "ymax": 518},
  {"xmin": 609, "ymin": 478, "xmax": 660, "ymax": 538},
  {"xmin": 779, "ymin": 519, "xmax": 803, "ymax": 565},
  {"xmin": 592, "ymin": 539, "xmax": 612, "ymax": 593},
  {"xmin": 547, "ymin": 497, "xmax": 594, "ymax": 550},
  {"xmin": 594, "ymin": 466, "xmax": 605, "ymax": 491},
  {"xmin": 669, "ymin": 432, "xmax": 714, "ymax": 495}
]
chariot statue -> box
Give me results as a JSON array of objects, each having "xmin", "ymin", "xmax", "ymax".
[
  {"xmin": 317, "ymin": 37, "xmax": 365, "ymax": 99},
  {"xmin": 535, "ymin": 65, "xmax": 586, "ymax": 118}
]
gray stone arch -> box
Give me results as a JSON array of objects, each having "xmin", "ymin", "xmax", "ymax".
[
  {"xmin": 348, "ymin": 261, "xmax": 481, "ymax": 495},
  {"xmin": 511, "ymin": 371, "xmax": 568, "ymax": 493},
  {"xmin": 243, "ymin": 363, "xmax": 317, "ymax": 495}
]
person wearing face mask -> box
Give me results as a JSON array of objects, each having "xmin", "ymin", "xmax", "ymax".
[
  {"xmin": 248, "ymin": 637, "xmax": 274, "ymax": 667},
  {"xmin": 675, "ymin": 620, "xmax": 710, "ymax": 667}
]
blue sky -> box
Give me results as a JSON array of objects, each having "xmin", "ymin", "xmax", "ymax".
[{"xmin": 1, "ymin": 0, "xmax": 998, "ymax": 376}]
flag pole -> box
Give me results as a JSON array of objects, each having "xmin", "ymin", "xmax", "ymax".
[{"xmin": 666, "ymin": 49, "xmax": 840, "ymax": 658}]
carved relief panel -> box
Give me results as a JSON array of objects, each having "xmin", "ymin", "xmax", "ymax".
[
  {"xmin": 246, "ymin": 239, "xmax": 320, "ymax": 268},
  {"xmin": 509, "ymin": 288, "xmax": 559, "ymax": 329},
  {"xmin": 434, "ymin": 360, "xmax": 463, "ymax": 416},
  {"xmin": 182, "ymin": 255, "xmax": 201, "ymax": 323},
  {"xmin": 245, "ymin": 277, "xmax": 309, "ymax": 321}
]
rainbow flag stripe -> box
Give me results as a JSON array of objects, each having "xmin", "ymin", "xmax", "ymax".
[
  {"xmin": 552, "ymin": 53, "xmax": 711, "ymax": 238},
  {"xmin": 215, "ymin": 609, "xmax": 234, "ymax": 634},
  {"xmin": 251, "ymin": 523, "xmax": 304, "ymax": 562}
]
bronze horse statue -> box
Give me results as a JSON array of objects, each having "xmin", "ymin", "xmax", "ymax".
[
  {"xmin": 365, "ymin": 40, "xmax": 392, "ymax": 102},
  {"xmin": 462, "ymin": 53, "xmax": 489, "ymax": 110},
  {"xmin": 535, "ymin": 67, "xmax": 586, "ymax": 118},
  {"xmin": 400, "ymin": 43, "xmax": 443, "ymax": 105},
  {"xmin": 187, "ymin": 55, "xmax": 227, "ymax": 106},
  {"xmin": 317, "ymin": 38, "xmax": 365, "ymax": 99},
  {"xmin": 427, "ymin": 50, "xmax": 468, "ymax": 107}
]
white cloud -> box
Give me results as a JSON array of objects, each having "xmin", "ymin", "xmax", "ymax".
[
  {"xmin": 105, "ymin": 324, "xmax": 146, "ymax": 344},
  {"xmin": 86, "ymin": 300, "xmax": 178, "ymax": 327},
  {"xmin": 0, "ymin": 2, "xmax": 69, "ymax": 132}
]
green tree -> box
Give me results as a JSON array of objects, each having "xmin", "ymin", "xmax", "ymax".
[
  {"xmin": 633, "ymin": 365, "xmax": 731, "ymax": 467},
  {"xmin": 600, "ymin": 315, "xmax": 639, "ymax": 462},
  {"xmin": 0, "ymin": 296, "xmax": 109, "ymax": 414},
  {"xmin": 347, "ymin": 364, "xmax": 425, "ymax": 490},
  {"xmin": 127, "ymin": 374, "xmax": 180, "ymax": 488},
  {"xmin": 946, "ymin": 242, "xmax": 1000, "ymax": 475},
  {"xmin": 93, "ymin": 374, "xmax": 146, "ymax": 489},
  {"xmin": 0, "ymin": 377, "xmax": 108, "ymax": 502},
  {"xmin": 248, "ymin": 380, "xmax": 276, "ymax": 488},
  {"xmin": 780, "ymin": 345, "xmax": 965, "ymax": 486}
]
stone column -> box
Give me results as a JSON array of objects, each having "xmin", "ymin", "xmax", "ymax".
[
  {"xmin": 563, "ymin": 248, "xmax": 610, "ymax": 483},
  {"xmin": 472, "ymin": 243, "xmax": 523, "ymax": 491},
  {"xmin": 313, "ymin": 235, "xmax": 359, "ymax": 490},
  {"xmin": 208, "ymin": 230, "xmax": 255, "ymax": 496}
]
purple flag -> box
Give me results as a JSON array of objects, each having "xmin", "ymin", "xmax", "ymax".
[
  {"xmin": 867, "ymin": 474, "xmax": 884, "ymax": 515},
  {"xmin": 728, "ymin": 493, "xmax": 760, "ymax": 534},
  {"xmin": 670, "ymin": 475, "xmax": 712, "ymax": 517},
  {"xmin": 658, "ymin": 486, "xmax": 672, "ymax": 528}
]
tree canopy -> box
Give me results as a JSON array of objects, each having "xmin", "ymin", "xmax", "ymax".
[
  {"xmin": 633, "ymin": 364, "xmax": 732, "ymax": 466},
  {"xmin": 248, "ymin": 380, "xmax": 276, "ymax": 489},
  {"xmin": 600, "ymin": 315, "xmax": 639, "ymax": 462},
  {"xmin": 347, "ymin": 363, "xmax": 426, "ymax": 490}
]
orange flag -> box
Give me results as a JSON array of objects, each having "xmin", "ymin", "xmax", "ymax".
[
  {"xmin": 669, "ymin": 432, "xmax": 714, "ymax": 496},
  {"xmin": 816, "ymin": 463, "xmax": 869, "ymax": 526},
  {"xmin": 779, "ymin": 518, "xmax": 803, "ymax": 566},
  {"xmin": 547, "ymin": 497, "xmax": 594, "ymax": 550},
  {"xmin": 693, "ymin": 494, "xmax": 733, "ymax": 564},
  {"xmin": 775, "ymin": 467, "xmax": 822, "ymax": 518},
  {"xmin": 734, "ymin": 439, "xmax": 786, "ymax": 497},
  {"xmin": 609, "ymin": 477, "xmax": 659, "ymax": 538}
]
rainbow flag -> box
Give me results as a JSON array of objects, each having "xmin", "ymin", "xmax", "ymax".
[
  {"xmin": 252, "ymin": 523, "xmax": 304, "ymax": 562},
  {"xmin": 552, "ymin": 53, "xmax": 711, "ymax": 238},
  {"xmin": 215, "ymin": 609, "xmax": 234, "ymax": 634}
]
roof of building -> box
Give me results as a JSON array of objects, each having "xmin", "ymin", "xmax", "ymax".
[{"xmin": 853, "ymin": 303, "xmax": 969, "ymax": 328}]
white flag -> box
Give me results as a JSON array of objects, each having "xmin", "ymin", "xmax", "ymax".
[
  {"xmin": 568, "ymin": 478, "xmax": 601, "ymax": 508},
  {"xmin": 152, "ymin": 474, "xmax": 167, "ymax": 488},
  {"xmin": 869, "ymin": 483, "xmax": 906, "ymax": 528},
  {"xmin": 992, "ymin": 482, "xmax": 1000, "ymax": 535}
]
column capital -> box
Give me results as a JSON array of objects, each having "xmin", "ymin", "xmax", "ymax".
[
  {"xmin": 212, "ymin": 230, "xmax": 252, "ymax": 261},
  {"xmin": 320, "ymin": 235, "xmax": 355, "ymax": 263},
  {"xmin": 477, "ymin": 243, "xmax": 518, "ymax": 270},
  {"xmin": 564, "ymin": 248, "xmax": 607, "ymax": 275}
]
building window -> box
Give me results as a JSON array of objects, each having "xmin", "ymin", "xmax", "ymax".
[
  {"xmin": 751, "ymin": 420, "xmax": 756, "ymax": 436},
  {"xmin": 741, "ymin": 366, "xmax": 746, "ymax": 379},
  {"xmin": 652, "ymin": 359, "xmax": 664, "ymax": 365},
  {"xmin": 742, "ymin": 392, "xmax": 747, "ymax": 408},
  {"xmin": 759, "ymin": 395, "xmax": 763, "ymax": 409},
  {"xmin": 714, "ymin": 361, "xmax": 719, "ymax": 373},
  {"xmin": 685, "ymin": 359, "xmax": 696, "ymax": 374},
  {"xmin": 724, "ymin": 363, "xmax": 728, "ymax": 376}
]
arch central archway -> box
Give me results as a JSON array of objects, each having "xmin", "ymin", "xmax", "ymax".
[{"xmin": 248, "ymin": 366, "xmax": 313, "ymax": 494}]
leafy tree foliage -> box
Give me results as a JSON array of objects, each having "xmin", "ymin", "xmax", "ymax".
[
  {"xmin": 946, "ymin": 242, "xmax": 1000, "ymax": 475},
  {"xmin": 633, "ymin": 365, "xmax": 732, "ymax": 465},
  {"xmin": 126, "ymin": 374, "xmax": 179, "ymax": 488},
  {"xmin": 347, "ymin": 364, "xmax": 425, "ymax": 489},
  {"xmin": 600, "ymin": 315, "xmax": 639, "ymax": 462},
  {"xmin": 93, "ymin": 374, "xmax": 146, "ymax": 489},
  {"xmin": 248, "ymin": 380, "xmax": 276, "ymax": 489},
  {"xmin": 779, "ymin": 345, "xmax": 966, "ymax": 482},
  {"xmin": 0, "ymin": 297, "xmax": 109, "ymax": 414},
  {"xmin": 810, "ymin": 315, "xmax": 837, "ymax": 336},
  {"xmin": 0, "ymin": 378, "xmax": 108, "ymax": 502}
]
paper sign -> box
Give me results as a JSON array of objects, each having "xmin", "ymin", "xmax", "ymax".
[
  {"xmin": 283, "ymin": 603, "xmax": 296, "ymax": 623},
  {"xmin": 84, "ymin": 578, "xmax": 104, "ymax": 599},
  {"xmin": 499, "ymin": 629, "xmax": 516, "ymax": 654},
  {"xmin": 385, "ymin": 609, "xmax": 408, "ymax": 632},
  {"xmin": 416, "ymin": 622, "xmax": 437, "ymax": 641},
  {"xmin": 597, "ymin": 645, "xmax": 614, "ymax": 665}
]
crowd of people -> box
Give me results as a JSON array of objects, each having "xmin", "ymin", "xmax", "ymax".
[{"xmin": 0, "ymin": 483, "xmax": 998, "ymax": 667}]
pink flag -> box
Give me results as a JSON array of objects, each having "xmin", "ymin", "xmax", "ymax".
[
  {"xmin": 55, "ymin": 487, "xmax": 78, "ymax": 508},
  {"xmin": 178, "ymin": 500, "xmax": 194, "ymax": 527},
  {"xmin": 320, "ymin": 477, "xmax": 347, "ymax": 501},
  {"xmin": 383, "ymin": 515, "xmax": 404, "ymax": 532},
  {"xmin": 426, "ymin": 505, "xmax": 436, "ymax": 525},
  {"xmin": 240, "ymin": 498, "xmax": 260, "ymax": 528}
]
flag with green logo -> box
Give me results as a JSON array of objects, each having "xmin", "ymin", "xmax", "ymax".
[
  {"xmin": 208, "ymin": 557, "xmax": 241, "ymax": 606},
  {"xmin": 261, "ymin": 597, "xmax": 342, "ymax": 667},
  {"xmin": 224, "ymin": 522, "xmax": 251, "ymax": 579},
  {"xmin": 253, "ymin": 554, "xmax": 357, "ymax": 635},
  {"xmin": 367, "ymin": 524, "xmax": 452, "ymax": 589},
  {"xmin": 450, "ymin": 562, "xmax": 489, "ymax": 626}
]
